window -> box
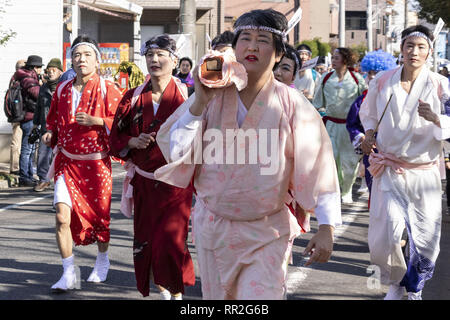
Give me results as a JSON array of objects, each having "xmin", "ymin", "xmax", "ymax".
[{"xmin": 345, "ymin": 11, "xmax": 367, "ymax": 30}]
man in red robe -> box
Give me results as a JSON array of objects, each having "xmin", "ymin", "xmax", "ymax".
[
  {"xmin": 109, "ymin": 34, "xmax": 195, "ymax": 299},
  {"xmin": 43, "ymin": 35, "xmax": 122, "ymax": 291}
]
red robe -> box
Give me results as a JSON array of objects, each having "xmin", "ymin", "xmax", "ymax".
[
  {"xmin": 109, "ymin": 77, "xmax": 195, "ymax": 296},
  {"xmin": 46, "ymin": 74, "xmax": 122, "ymax": 246}
]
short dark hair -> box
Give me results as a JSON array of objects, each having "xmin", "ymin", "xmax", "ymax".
[
  {"xmin": 211, "ymin": 31, "xmax": 234, "ymax": 50},
  {"xmin": 335, "ymin": 47, "xmax": 356, "ymax": 67},
  {"xmin": 232, "ymin": 9, "xmax": 287, "ymax": 56},
  {"xmin": 142, "ymin": 34, "xmax": 177, "ymax": 56},
  {"xmin": 274, "ymin": 43, "xmax": 301, "ymax": 75},
  {"xmin": 71, "ymin": 34, "xmax": 100, "ymax": 52},
  {"xmin": 400, "ymin": 25, "xmax": 434, "ymax": 48},
  {"xmin": 179, "ymin": 57, "xmax": 193, "ymax": 68}
]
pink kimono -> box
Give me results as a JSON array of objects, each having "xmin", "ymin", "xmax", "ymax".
[{"xmin": 154, "ymin": 74, "xmax": 341, "ymax": 299}]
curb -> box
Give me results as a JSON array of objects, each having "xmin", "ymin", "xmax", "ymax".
[{"xmin": 0, "ymin": 172, "xmax": 19, "ymax": 189}]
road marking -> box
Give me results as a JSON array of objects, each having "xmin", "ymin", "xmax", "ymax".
[
  {"xmin": 0, "ymin": 170, "xmax": 127, "ymax": 213},
  {"xmin": 286, "ymin": 201, "xmax": 365, "ymax": 295},
  {"xmin": 0, "ymin": 194, "xmax": 53, "ymax": 213}
]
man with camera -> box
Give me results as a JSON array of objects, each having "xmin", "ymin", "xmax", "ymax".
[
  {"xmin": 32, "ymin": 58, "xmax": 63, "ymax": 192},
  {"xmin": 13, "ymin": 55, "xmax": 43, "ymax": 187}
]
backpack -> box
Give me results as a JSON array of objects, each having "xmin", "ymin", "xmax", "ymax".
[{"xmin": 3, "ymin": 79, "xmax": 25, "ymax": 123}]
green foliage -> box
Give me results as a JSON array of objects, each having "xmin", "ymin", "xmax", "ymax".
[
  {"xmin": 350, "ymin": 43, "xmax": 368, "ymax": 61},
  {"xmin": 296, "ymin": 37, "xmax": 332, "ymax": 57},
  {"xmin": 415, "ymin": 0, "xmax": 450, "ymax": 25},
  {"xmin": 0, "ymin": 1, "xmax": 16, "ymax": 47},
  {"xmin": 0, "ymin": 29, "xmax": 16, "ymax": 46}
]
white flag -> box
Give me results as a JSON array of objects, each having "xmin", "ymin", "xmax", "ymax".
[
  {"xmin": 433, "ymin": 18, "xmax": 445, "ymax": 42},
  {"xmin": 286, "ymin": 8, "xmax": 303, "ymax": 35},
  {"xmin": 206, "ymin": 33, "xmax": 212, "ymax": 48},
  {"xmin": 299, "ymin": 56, "xmax": 319, "ymax": 72}
]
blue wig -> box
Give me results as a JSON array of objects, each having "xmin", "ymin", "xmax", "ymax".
[{"xmin": 360, "ymin": 49, "xmax": 397, "ymax": 72}]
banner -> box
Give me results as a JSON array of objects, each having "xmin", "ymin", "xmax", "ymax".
[{"xmin": 63, "ymin": 42, "xmax": 129, "ymax": 80}]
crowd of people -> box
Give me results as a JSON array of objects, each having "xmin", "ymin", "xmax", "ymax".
[{"xmin": 3, "ymin": 8, "xmax": 450, "ymax": 301}]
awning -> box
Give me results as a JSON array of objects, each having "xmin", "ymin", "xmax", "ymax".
[{"xmin": 64, "ymin": 0, "xmax": 143, "ymax": 19}]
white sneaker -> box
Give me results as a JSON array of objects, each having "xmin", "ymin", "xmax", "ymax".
[
  {"xmin": 342, "ymin": 193, "xmax": 353, "ymax": 204},
  {"xmin": 408, "ymin": 291, "xmax": 422, "ymax": 300},
  {"xmin": 357, "ymin": 179, "xmax": 368, "ymax": 194},
  {"xmin": 87, "ymin": 257, "xmax": 110, "ymax": 283},
  {"xmin": 384, "ymin": 284, "xmax": 405, "ymax": 300},
  {"xmin": 51, "ymin": 266, "xmax": 79, "ymax": 291},
  {"xmin": 160, "ymin": 289, "xmax": 171, "ymax": 300},
  {"xmin": 172, "ymin": 294, "xmax": 183, "ymax": 300}
]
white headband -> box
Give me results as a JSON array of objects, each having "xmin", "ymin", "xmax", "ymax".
[
  {"xmin": 234, "ymin": 25, "xmax": 287, "ymax": 42},
  {"xmin": 212, "ymin": 43, "xmax": 232, "ymax": 50},
  {"xmin": 298, "ymin": 49, "xmax": 312, "ymax": 55},
  {"xmin": 291, "ymin": 54, "xmax": 300, "ymax": 71},
  {"xmin": 71, "ymin": 42, "xmax": 101, "ymax": 62},
  {"xmin": 140, "ymin": 43, "xmax": 179, "ymax": 59},
  {"xmin": 401, "ymin": 31, "xmax": 433, "ymax": 48}
]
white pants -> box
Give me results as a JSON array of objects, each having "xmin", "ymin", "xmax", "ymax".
[{"xmin": 53, "ymin": 174, "xmax": 73, "ymax": 208}]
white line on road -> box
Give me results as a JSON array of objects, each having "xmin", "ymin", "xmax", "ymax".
[
  {"xmin": 0, "ymin": 170, "xmax": 127, "ymax": 213},
  {"xmin": 286, "ymin": 201, "xmax": 365, "ymax": 295}
]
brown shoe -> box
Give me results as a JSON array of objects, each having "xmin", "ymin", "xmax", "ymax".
[{"xmin": 34, "ymin": 181, "xmax": 51, "ymax": 192}]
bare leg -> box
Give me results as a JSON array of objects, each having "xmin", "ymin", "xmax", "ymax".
[
  {"xmin": 98, "ymin": 241, "xmax": 109, "ymax": 253},
  {"xmin": 55, "ymin": 202, "xmax": 72, "ymax": 258}
]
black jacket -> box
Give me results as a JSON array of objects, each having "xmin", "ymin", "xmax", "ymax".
[{"xmin": 33, "ymin": 83, "xmax": 53, "ymax": 134}]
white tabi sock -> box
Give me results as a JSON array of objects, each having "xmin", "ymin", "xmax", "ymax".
[
  {"xmin": 87, "ymin": 251, "xmax": 110, "ymax": 283},
  {"xmin": 159, "ymin": 289, "xmax": 171, "ymax": 300},
  {"xmin": 408, "ymin": 291, "xmax": 422, "ymax": 300},
  {"xmin": 357, "ymin": 178, "xmax": 368, "ymax": 193},
  {"xmin": 62, "ymin": 255, "xmax": 74, "ymax": 272},
  {"xmin": 51, "ymin": 255, "xmax": 78, "ymax": 291},
  {"xmin": 384, "ymin": 284, "xmax": 405, "ymax": 300}
]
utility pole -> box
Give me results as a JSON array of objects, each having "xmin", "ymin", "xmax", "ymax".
[
  {"xmin": 71, "ymin": 0, "xmax": 79, "ymax": 43},
  {"xmin": 404, "ymin": 0, "xmax": 408, "ymax": 29},
  {"xmin": 367, "ymin": 0, "xmax": 373, "ymax": 52},
  {"xmin": 179, "ymin": 0, "xmax": 196, "ymax": 60},
  {"xmin": 339, "ymin": 0, "xmax": 345, "ymax": 47}
]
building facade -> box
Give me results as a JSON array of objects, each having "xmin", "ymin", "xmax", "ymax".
[
  {"xmin": 224, "ymin": 0, "xmax": 337, "ymax": 47},
  {"xmin": 0, "ymin": 0, "xmax": 63, "ymax": 162}
]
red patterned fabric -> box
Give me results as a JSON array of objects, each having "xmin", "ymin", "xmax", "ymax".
[
  {"xmin": 110, "ymin": 78, "xmax": 195, "ymax": 296},
  {"xmin": 46, "ymin": 74, "xmax": 122, "ymax": 245}
]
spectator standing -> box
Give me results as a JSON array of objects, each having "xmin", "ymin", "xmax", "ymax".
[
  {"xmin": 7, "ymin": 59, "xmax": 26, "ymax": 175},
  {"xmin": 14, "ymin": 55, "xmax": 43, "ymax": 187},
  {"xmin": 33, "ymin": 58, "xmax": 63, "ymax": 192}
]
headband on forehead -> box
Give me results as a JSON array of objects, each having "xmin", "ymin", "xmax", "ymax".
[
  {"xmin": 297, "ymin": 49, "xmax": 312, "ymax": 55},
  {"xmin": 212, "ymin": 43, "xmax": 232, "ymax": 50},
  {"xmin": 71, "ymin": 42, "xmax": 101, "ymax": 62},
  {"xmin": 401, "ymin": 31, "xmax": 433, "ymax": 48},
  {"xmin": 234, "ymin": 25, "xmax": 287, "ymax": 42},
  {"xmin": 140, "ymin": 42, "xmax": 179, "ymax": 59},
  {"xmin": 289, "ymin": 53, "xmax": 300, "ymax": 71}
]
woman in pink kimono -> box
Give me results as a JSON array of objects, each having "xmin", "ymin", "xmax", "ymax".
[
  {"xmin": 360, "ymin": 25, "xmax": 450, "ymax": 300},
  {"xmin": 153, "ymin": 9, "xmax": 341, "ymax": 300}
]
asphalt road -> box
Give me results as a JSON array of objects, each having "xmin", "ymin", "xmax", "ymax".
[{"xmin": 0, "ymin": 162, "xmax": 449, "ymax": 301}]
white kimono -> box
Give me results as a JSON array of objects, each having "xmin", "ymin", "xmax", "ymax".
[
  {"xmin": 294, "ymin": 69, "xmax": 315, "ymax": 99},
  {"xmin": 313, "ymin": 70, "xmax": 367, "ymax": 198},
  {"xmin": 360, "ymin": 65, "xmax": 450, "ymax": 293}
]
